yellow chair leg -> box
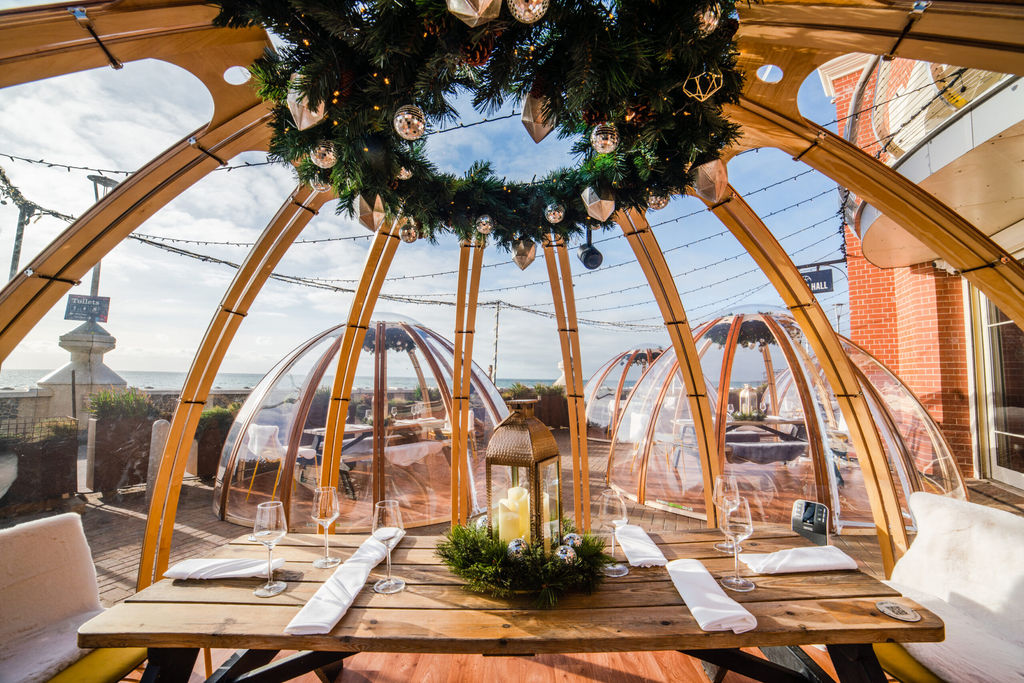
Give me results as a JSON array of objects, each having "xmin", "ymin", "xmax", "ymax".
[
  {"xmin": 873, "ymin": 643, "xmax": 943, "ymax": 683},
  {"xmin": 245, "ymin": 461, "xmax": 260, "ymax": 501}
]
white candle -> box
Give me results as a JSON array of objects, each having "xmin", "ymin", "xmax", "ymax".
[
  {"xmin": 497, "ymin": 498, "xmax": 519, "ymax": 543},
  {"xmin": 507, "ymin": 486, "xmax": 530, "ymax": 543}
]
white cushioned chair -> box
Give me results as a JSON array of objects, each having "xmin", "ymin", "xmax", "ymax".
[
  {"xmin": 0, "ymin": 513, "xmax": 145, "ymax": 683},
  {"xmin": 876, "ymin": 492, "xmax": 1024, "ymax": 682}
]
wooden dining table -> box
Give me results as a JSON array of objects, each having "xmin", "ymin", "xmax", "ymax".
[{"xmin": 78, "ymin": 528, "xmax": 943, "ymax": 683}]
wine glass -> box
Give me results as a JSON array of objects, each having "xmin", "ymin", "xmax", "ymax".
[
  {"xmin": 712, "ymin": 474, "xmax": 740, "ymax": 553},
  {"xmin": 253, "ymin": 501, "xmax": 287, "ymax": 597},
  {"xmin": 598, "ymin": 489, "xmax": 629, "ymax": 577},
  {"xmin": 312, "ymin": 487, "xmax": 341, "ymax": 569},
  {"xmin": 720, "ymin": 498, "xmax": 755, "ymax": 592},
  {"xmin": 372, "ymin": 500, "xmax": 405, "ymax": 594}
]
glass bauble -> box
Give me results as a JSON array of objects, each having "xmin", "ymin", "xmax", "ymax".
[
  {"xmin": 475, "ymin": 214, "xmax": 494, "ymax": 235},
  {"xmin": 544, "ymin": 203, "xmax": 565, "ymax": 224},
  {"xmin": 507, "ymin": 537, "xmax": 528, "ymax": 558},
  {"xmin": 397, "ymin": 167, "xmax": 413, "ymax": 180},
  {"xmin": 590, "ymin": 123, "xmax": 620, "ymax": 154},
  {"xmin": 310, "ymin": 141, "xmax": 337, "ymax": 169},
  {"xmin": 647, "ymin": 192, "xmax": 670, "ymax": 210},
  {"xmin": 697, "ymin": 4, "xmax": 721, "ymax": 37},
  {"xmin": 554, "ymin": 545, "xmax": 577, "ymax": 563},
  {"xmin": 399, "ymin": 219, "xmax": 420, "ymax": 244},
  {"xmin": 562, "ymin": 532, "xmax": 583, "ymax": 548},
  {"xmin": 393, "ymin": 104, "xmax": 426, "ymax": 141},
  {"xmin": 508, "ymin": 0, "xmax": 549, "ymax": 24},
  {"xmin": 310, "ymin": 178, "xmax": 332, "ymax": 193}
]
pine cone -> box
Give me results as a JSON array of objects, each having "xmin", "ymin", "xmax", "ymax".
[
  {"xmin": 336, "ymin": 69, "xmax": 355, "ymax": 100},
  {"xmin": 581, "ymin": 107, "xmax": 603, "ymax": 127},
  {"xmin": 625, "ymin": 101, "xmax": 654, "ymax": 126},
  {"xmin": 461, "ymin": 32, "xmax": 496, "ymax": 67},
  {"xmin": 423, "ymin": 14, "xmax": 451, "ymax": 37}
]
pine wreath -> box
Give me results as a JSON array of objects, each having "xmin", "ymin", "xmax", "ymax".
[
  {"xmin": 213, "ymin": 0, "xmax": 744, "ymax": 251},
  {"xmin": 435, "ymin": 521, "xmax": 608, "ymax": 608}
]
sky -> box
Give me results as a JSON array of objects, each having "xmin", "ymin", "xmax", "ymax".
[{"xmin": 0, "ymin": 2, "xmax": 848, "ymax": 384}]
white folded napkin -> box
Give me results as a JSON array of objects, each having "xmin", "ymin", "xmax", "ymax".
[
  {"xmin": 164, "ymin": 557, "xmax": 284, "ymax": 580},
  {"xmin": 284, "ymin": 530, "xmax": 405, "ymax": 635},
  {"xmin": 615, "ymin": 524, "xmax": 667, "ymax": 567},
  {"xmin": 741, "ymin": 545, "xmax": 857, "ymax": 574},
  {"xmin": 666, "ymin": 559, "xmax": 757, "ymax": 634}
]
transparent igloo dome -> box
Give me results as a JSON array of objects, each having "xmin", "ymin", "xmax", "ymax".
[
  {"xmin": 213, "ymin": 318, "xmax": 508, "ymax": 532},
  {"xmin": 583, "ymin": 346, "xmax": 663, "ymax": 440},
  {"xmin": 605, "ymin": 310, "xmax": 966, "ymax": 532}
]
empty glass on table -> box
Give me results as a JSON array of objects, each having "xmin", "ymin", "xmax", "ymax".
[
  {"xmin": 598, "ymin": 489, "xmax": 630, "ymax": 577},
  {"xmin": 312, "ymin": 487, "xmax": 341, "ymax": 569},
  {"xmin": 253, "ymin": 500, "xmax": 287, "ymax": 597},
  {"xmin": 720, "ymin": 498, "xmax": 755, "ymax": 592},
  {"xmin": 372, "ymin": 499, "xmax": 405, "ymax": 594},
  {"xmin": 712, "ymin": 474, "xmax": 740, "ymax": 553}
]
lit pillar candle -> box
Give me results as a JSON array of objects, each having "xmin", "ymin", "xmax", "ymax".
[
  {"xmin": 541, "ymin": 491, "xmax": 551, "ymax": 553},
  {"xmin": 507, "ymin": 486, "xmax": 530, "ymax": 542},
  {"xmin": 497, "ymin": 498, "xmax": 519, "ymax": 543}
]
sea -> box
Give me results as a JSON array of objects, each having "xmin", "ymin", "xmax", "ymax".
[{"xmin": 0, "ymin": 369, "xmax": 555, "ymax": 392}]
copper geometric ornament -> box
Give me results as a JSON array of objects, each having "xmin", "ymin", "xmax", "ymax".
[
  {"xmin": 521, "ymin": 93, "xmax": 555, "ymax": 144},
  {"xmin": 286, "ymin": 74, "xmax": 326, "ymax": 131},
  {"xmin": 357, "ymin": 194, "xmax": 386, "ymax": 232},
  {"xmin": 447, "ymin": 0, "xmax": 501, "ymax": 27},
  {"xmin": 580, "ymin": 186, "xmax": 615, "ymax": 222},
  {"xmin": 682, "ymin": 66, "xmax": 724, "ymax": 102},
  {"xmin": 693, "ymin": 159, "xmax": 730, "ymax": 205}
]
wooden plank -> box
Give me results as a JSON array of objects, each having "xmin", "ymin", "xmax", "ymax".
[
  {"xmin": 78, "ymin": 598, "xmax": 943, "ymax": 654},
  {"xmin": 131, "ymin": 570, "xmax": 897, "ymax": 610}
]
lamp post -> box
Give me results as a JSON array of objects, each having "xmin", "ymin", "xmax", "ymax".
[{"xmin": 86, "ymin": 175, "xmax": 119, "ymax": 316}]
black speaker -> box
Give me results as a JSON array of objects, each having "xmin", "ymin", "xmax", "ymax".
[
  {"xmin": 577, "ymin": 230, "xmax": 603, "ymax": 270},
  {"xmin": 791, "ymin": 499, "xmax": 829, "ymax": 546}
]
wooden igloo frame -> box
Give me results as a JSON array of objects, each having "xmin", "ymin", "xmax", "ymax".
[{"xmin": 1, "ymin": 0, "xmax": 1022, "ymax": 589}]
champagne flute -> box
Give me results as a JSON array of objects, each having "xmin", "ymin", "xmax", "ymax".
[
  {"xmin": 372, "ymin": 499, "xmax": 405, "ymax": 594},
  {"xmin": 312, "ymin": 487, "xmax": 341, "ymax": 569},
  {"xmin": 598, "ymin": 489, "xmax": 629, "ymax": 577},
  {"xmin": 712, "ymin": 474, "xmax": 741, "ymax": 553},
  {"xmin": 720, "ymin": 498, "xmax": 755, "ymax": 592},
  {"xmin": 253, "ymin": 501, "xmax": 287, "ymax": 597}
]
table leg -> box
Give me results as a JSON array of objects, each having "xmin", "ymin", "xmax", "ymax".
[
  {"xmin": 680, "ymin": 648, "xmax": 818, "ymax": 682},
  {"xmin": 141, "ymin": 647, "xmax": 199, "ymax": 683},
  {"xmin": 207, "ymin": 649, "xmax": 278, "ymax": 683},
  {"xmin": 826, "ymin": 644, "xmax": 887, "ymax": 683}
]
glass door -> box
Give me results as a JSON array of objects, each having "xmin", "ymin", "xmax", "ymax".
[{"xmin": 979, "ymin": 299, "xmax": 1024, "ymax": 489}]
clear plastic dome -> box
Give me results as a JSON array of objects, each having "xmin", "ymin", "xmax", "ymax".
[
  {"xmin": 213, "ymin": 319, "xmax": 508, "ymax": 532},
  {"xmin": 583, "ymin": 346, "xmax": 663, "ymax": 439},
  {"xmin": 605, "ymin": 311, "xmax": 966, "ymax": 532}
]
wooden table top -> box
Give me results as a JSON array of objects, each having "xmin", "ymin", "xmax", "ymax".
[{"xmin": 78, "ymin": 528, "xmax": 943, "ymax": 656}]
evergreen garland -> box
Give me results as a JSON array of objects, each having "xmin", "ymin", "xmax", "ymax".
[
  {"xmin": 214, "ymin": 0, "xmax": 743, "ymax": 251},
  {"xmin": 436, "ymin": 521, "xmax": 607, "ymax": 607}
]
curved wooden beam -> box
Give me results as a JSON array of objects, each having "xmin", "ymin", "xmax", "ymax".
[
  {"xmin": 738, "ymin": 0, "xmax": 1024, "ymax": 76},
  {"xmin": 451, "ymin": 239, "xmax": 484, "ymax": 525},
  {"xmin": 728, "ymin": 100, "xmax": 1024, "ymax": 333},
  {"xmin": 320, "ymin": 222, "xmax": 401, "ymax": 492},
  {"xmin": 137, "ymin": 185, "xmax": 330, "ymax": 589},
  {"xmin": 542, "ymin": 237, "xmax": 590, "ymax": 530},
  {"xmin": 706, "ymin": 186, "xmax": 909, "ymax": 573},
  {"xmin": 614, "ymin": 209, "xmax": 721, "ymax": 527}
]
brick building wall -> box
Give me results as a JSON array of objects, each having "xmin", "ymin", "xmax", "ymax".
[{"xmin": 828, "ymin": 57, "xmax": 975, "ymax": 474}]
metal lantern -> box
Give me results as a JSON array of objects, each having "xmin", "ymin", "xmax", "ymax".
[
  {"xmin": 739, "ymin": 383, "xmax": 757, "ymax": 415},
  {"xmin": 486, "ymin": 399, "xmax": 562, "ymax": 553}
]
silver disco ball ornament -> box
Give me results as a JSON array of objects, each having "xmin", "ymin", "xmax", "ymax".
[
  {"xmin": 562, "ymin": 532, "xmax": 583, "ymax": 548},
  {"xmin": 697, "ymin": 4, "xmax": 721, "ymax": 37},
  {"xmin": 544, "ymin": 203, "xmax": 565, "ymax": 224},
  {"xmin": 647, "ymin": 192, "xmax": 670, "ymax": 210},
  {"xmin": 310, "ymin": 141, "xmax": 337, "ymax": 169},
  {"xmin": 397, "ymin": 167, "xmax": 413, "ymax": 181},
  {"xmin": 507, "ymin": 537, "xmax": 528, "ymax": 559},
  {"xmin": 399, "ymin": 219, "xmax": 420, "ymax": 244},
  {"xmin": 508, "ymin": 0, "xmax": 549, "ymax": 24},
  {"xmin": 470, "ymin": 513, "xmax": 489, "ymax": 531},
  {"xmin": 554, "ymin": 544, "xmax": 577, "ymax": 564},
  {"xmin": 475, "ymin": 214, "xmax": 494, "ymax": 235},
  {"xmin": 590, "ymin": 123, "xmax": 620, "ymax": 155},
  {"xmin": 393, "ymin": 104, "xmax": 426, "ymax": 141}
]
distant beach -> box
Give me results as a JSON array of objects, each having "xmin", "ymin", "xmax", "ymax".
[{"xmin": 0, "ymin": 369, "xmax": 555, "ymax": 392}]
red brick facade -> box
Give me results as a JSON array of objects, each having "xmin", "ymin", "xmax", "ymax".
[{"xmin": 829, "ymin": 58, "xmax": 975, "ymax": 475}]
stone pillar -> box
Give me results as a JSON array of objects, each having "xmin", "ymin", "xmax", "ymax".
[{"xmin": 37, "ymin": 320, "xmax": 126, "ymax": 419}]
